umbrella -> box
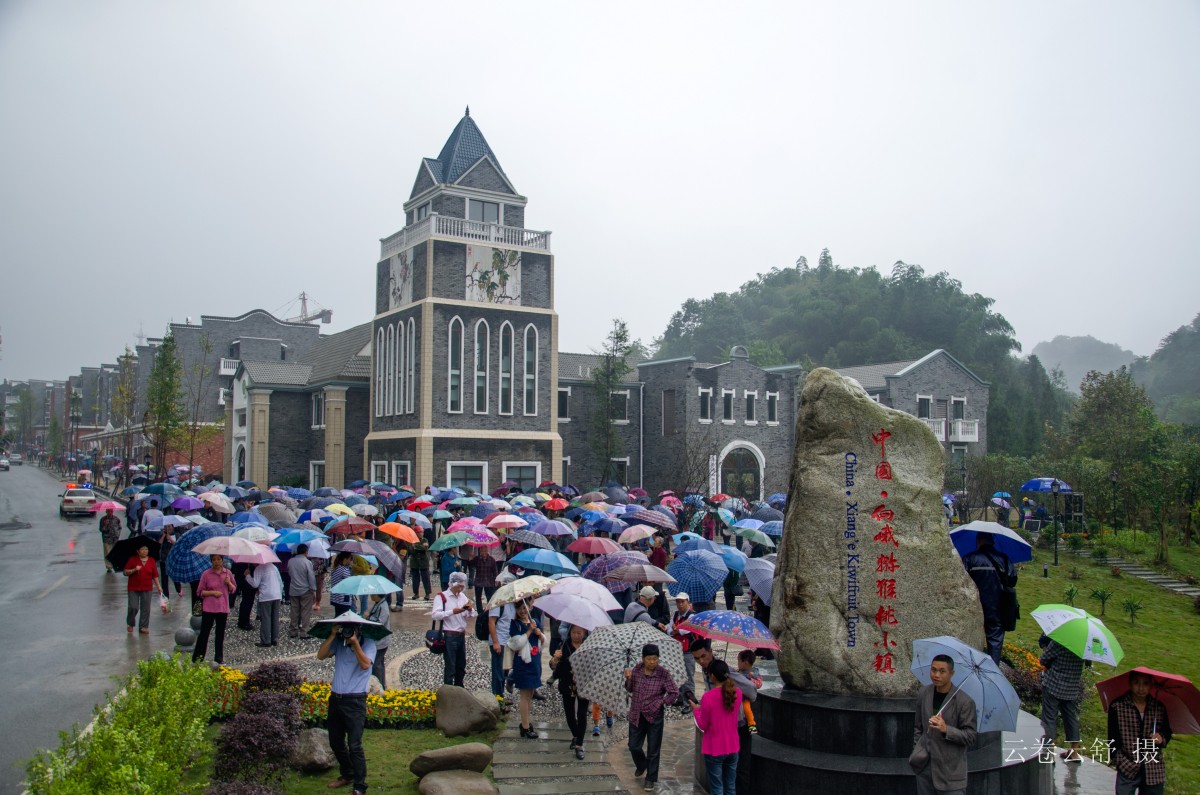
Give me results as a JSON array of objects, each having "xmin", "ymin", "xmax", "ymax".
[
  {"xmin": 145, "ymin": 515, "xmax": 192, "ymax": 530},
  {"xmin": 750, "ymin": 506, "xmax": 784, "ymax": 523},
  {"xmin": 543, "ymin": 498, "xmax": 569, "ymax": 511},
  {"xmin": 624, "ymin": 508, "xmax": 676, "ymax": 531},
  {"xmin": 1019, "ymin": 478, "xmax": 1073, "ymax": 493},
  {"xmin": 990, "ymin": 497, "xmax": 1011, "ymax": 510},
  {"xmin": 429, "ymin": 532, "xmax": 470, "ymax": 552},
  {"xmin": 170, "ymin": 496, "xmax": 203, "ymax": 512},
  {"xmin": 464, "ymin": 528, "xmax": 501, "ymax": 547},
  {"xmin": 570, "ymin": 624, "xmax": 686, "ymax": 717},
  {"xmin": 448, "ymin": 496, "xmax": 479, "ymax": 508},
  {"xmin": 232, "ymin": 526, "xmax": 279, "ymax": 543},
  {"xmin": 254, "ymin": 502, "xmax": 297, "ymax": 527},
  {"xmin": 447, "ymin": 517, "xmax": 484, "ymax": 532},
  {"xmin": 88, "ymin": 501, "xmax": 126, "ymax": 513},
  {"xmin": 666, "ymin": 550, "xmax": 727, "ymax": 603},
  {"xmin": 1096, "ymin": 667, "xmax": 1200, "ymax": 735},
  {"xmin": 298, "ymin": 509, "xmax": 335, "ymax": 525},
  {"xmin": 307, "ymin": 610, "xmax": 391, "ymax": 642},
  {"xmin": 949, "ymin": 520, "xmax": 1032, "ymax": 563},
  {"xmin": 376, "ymin": 522, "xmax": 420, "ymax": 544},
  {"xmin": 539, "ymin": 575, "xmax": 622, "ymax": 612},
  {"xmin": 198, "ymin": 492, "xmax": 235, "ymax": 514},
  {"xmin": 231, "ymin": 511, "xmax": 270, "ymax": 526},
  {"xmin": 486, "ymin": 575, "xmax": 557, "ymax": 609},
  {"xmin": 733, "ymin": 518, "xmax": 763, "ymax": 532},
  {"xmin": 509, "ymin": 548, "xmax": 579, "ymax": 576},
  {"xmin": 578, "ymin": 491, "xmax": 607, "ymax": 503},
  {"xmin": 735, "ymin": 528, "xmax": 776, "ymax": 548},
  {"xmin": 352, "ymin": 504, "xmax": 379, "ymax": 517},
  {"xmin": 327, "ymin": 517, "xmax": 375, "ymax": 535},
  {"xmin": 602, "ymin": 486, "xmax": 629, "ymax": 504},
  {"xmin": 487, "ymin": 513, "xmax": 527, "ymax": 530},
  {"xmin": 606, "ymin": 564, "xmax": 676, "ymax": 585},
  {"xmin": 743, "ymin": 558, "xmax": 775, "ymax": 605},
  {"xmin": 331, "ymin": 574, "xmax": 402, "ymax": 596},
  {"xmin": 582, "ymin": 517, "xmax": 625, "ymax": 537},
  {"xmin": 671, "ymin": 531, "xmax": 703, "ymax": 545},
  {"xmin": 274, "ymin": 528, "xmax": 327, "ymax": 547},
  {"xmin": 675, "ymin": 537, "xmax": 724, "ymax": 555},
  {"xmin": 392, "ymin": 510, "xmax": 432, "ymax": 529},
  {"xmin": 143, "ymin": 483, "xmax": 184, "ymax": 499},
  {"xmin": 911, "ymin": 636, "xmax": 1020, "ymax": 733},
  {"xmin": 568, "ymin": 536, "xmax": 622, "ymax": 556},
  {"xmin": 508, "ymin": 529, "xmax": 553, "ymax": 550},
  {"xmin": 582, "ymin": 551, "xmax": 649, "ymax": 593},
  {"xmin": 235, "ymin": 480, "xmax": 258, "ymax": 488},
  {"xmin": 330, "ymin": 540, "xmax": 377, "ymax": 556},
  {"xmin": 618, "ymin": 525, "xmax": 657, "ymax": 545},
  {"xmin": 193, "ymin": 536, "xmax": 274, "ymax": 559},
  {"xmin": 993, "ymin": 492, "xmax": 1012, "ymax": 499},
  {"xmin": 534, "ymin": 593, "xmax": 615, "ymax": 632},
  {"xmin": 166, "ymin": 524, "xmax": 232, "ymax": 582},
  {"xmin": 286, "ymin": 487, "xmax": 312, "ymax": 499},
  {"xmin": 325, "ymin": 503, "xmax": 355, "ymax": 516},
  {"xmin": 1030, "ymin": 604, "xmax": 1125, "ymax": 666},
  {"xmin": 106, "ymin": 536, "xmax": 161, "ymax": 571},
  {"xmin": 681, "ymin": 609, "xmax": 779, "ymax": 650}
]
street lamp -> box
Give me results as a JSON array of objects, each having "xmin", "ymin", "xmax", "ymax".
[
  {"xmin": 1109, "ymin": 470, "xmax": 1119, "ymax": 533},
  {"xmin": 1051, "ymin": 478, "xmax": 1061, "ymax": 567},
  {"xmin": 144, "ymin": 453, "xmax": 152, "ymax": 483},
  {"xmin": 959, "ymin": 463, "xmax": 968, "ymax": 523}
]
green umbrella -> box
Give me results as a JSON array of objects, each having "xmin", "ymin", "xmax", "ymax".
[
  {"xmin": 1030, "ymin": 604, "xmax": 1125, "ymax": 667},
  {"xmin": 429, "ymin": 531, "xmax": 470, "ymax": 552},
  {"xmin": 734, "ymin": 528, "xmax": 776, "ymax": 548}
]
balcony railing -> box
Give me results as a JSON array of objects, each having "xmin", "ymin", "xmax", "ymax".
[
  {"xmin": 920, "ymin": 417, "xmax": 947, "ymax": 441},
  {"xmin": 949, "ymin": 419, "xmax": 980, "ymax": 443},
  {"xmin": 218, "ymin": 358, "xmax": 239, "ymax": 377},
  {"xmin": 380, "ymin": 214, "xmax": 552, "ymax": 259},
  {"xmin": 218, "ymin": 388, "xmax": 229, "ymax": 407}
]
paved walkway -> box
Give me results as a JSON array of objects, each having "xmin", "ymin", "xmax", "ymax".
[{"xmin": 1069, "ymin": 549, "xmax": 1200, "ymax": 598}]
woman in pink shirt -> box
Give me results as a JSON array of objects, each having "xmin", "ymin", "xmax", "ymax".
[
  {"xmin": 694, "ymin": 659, "xmax": 742, "ymax": 795},
  {"xmin": 192, "ymin": 555, "xmax": 237, "ymax": 665}
]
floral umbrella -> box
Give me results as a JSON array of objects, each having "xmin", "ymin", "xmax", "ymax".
[{"xmin": 680, "ymin": 609, "xmax": 779, "ymax": 650}]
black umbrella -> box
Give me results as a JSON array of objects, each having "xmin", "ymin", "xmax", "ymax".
[
  {"xmin": 106, "ymin": 536, "xmax": 162, "ymax": 571},
  {"xmin": 751, "ymin": 506, "xmax": 784, "ymax": 523},
  {"xmin": 603, "ymin": 486, "xmax": 629, "ymax": 504}
]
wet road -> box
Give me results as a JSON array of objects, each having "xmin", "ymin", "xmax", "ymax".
[{"xmin": 0, "ymin": 465, "xmax": 189, "ymax": 793}]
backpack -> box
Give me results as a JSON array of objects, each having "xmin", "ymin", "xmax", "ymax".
[
  {"xmin": 425, "ymin": 593, "xmax": 447, "ymax": 654},
  {"xmin": 474, "ymin": 609, "xmax": 491, "ymax": 642}
]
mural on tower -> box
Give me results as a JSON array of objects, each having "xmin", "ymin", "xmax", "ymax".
[
  {"xmin": 386, "ymin": 248, "xmax": 415, "ymax": 310},
  {"xmin": 465, "ymin": 245, "xmax": 522, "ymax": 304}
]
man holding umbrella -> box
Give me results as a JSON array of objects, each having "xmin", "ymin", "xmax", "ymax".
[
  {"xmin": 911, "ymin": 654, "xmax": 977, "ymax": 795},
  {"xmin": 316, "ymin": 614, "xmax": 377, "ymax": 795},
  {"xmin": 960, "ymin": 534, "xmax": 1016, "ymax": 665}
]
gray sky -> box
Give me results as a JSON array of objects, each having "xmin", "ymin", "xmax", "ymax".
[{"xmin": 2, "ymin": 1, "xmax": 1197, "ymax": 381}]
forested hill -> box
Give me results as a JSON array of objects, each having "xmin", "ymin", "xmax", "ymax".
[
  {"xmin": 1031, "ymin": 335, "xmax": 1137, "ymax": 394},
  {"xmin": 652, "ymin": 251, "xmax": 1072, "ymax": 456},
  {"xmin": 1132, "ymin": 312, "xmax": 1200, "ymax": 425}
]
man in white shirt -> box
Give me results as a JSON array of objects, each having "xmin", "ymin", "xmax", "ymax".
[
  {"xmin": 139, "ymin": 499, "xmax": 164, "ymax": 535},
  {"xmin": 489, "ymin": 600, "xmax": 517, "ymax": 700},
  {"xmin": 245, "ymin": 561, "xmax": 283, "ymax": 647},
  {"xmin": 431, "ymin": 571, "xmax": 475, "ymax": 686}
]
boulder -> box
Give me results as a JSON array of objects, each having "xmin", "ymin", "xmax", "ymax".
[
  {"xmin": 409, "ymin": 742, "xmax": 493, "ymax": 778},
  {"xmin": 470, "ymin": 689, "xmax": 502, "ymax": 721},
  {"xmin": 173, "ymin": 626, "xmax": 196, "ymax": 648},
  {"xmin": 435, "ymin": 685, "xmax": 501, "ymax": 737},
  {"xmin": 289, "ymin": 727, "xmax": 337, "ymax": 772},
  {"xmin": 773, "ymin": 368, "xmax": 984, "ymax": 698},
  {"xmin": 418, "ymin": 770, "xmax": 498, "ymax": 795},
  {"xmin": 368, "ymin": 675, "xmax": 384, "ymax": 696}
]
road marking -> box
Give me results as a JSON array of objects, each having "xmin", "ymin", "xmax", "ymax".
[{"xmin": 37, "ymin": 575, "xmax": 69, "ymax": 600}]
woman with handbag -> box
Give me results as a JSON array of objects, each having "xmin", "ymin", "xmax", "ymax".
[
  {"xmin": 550, "ymin": 625, "xmax": 590, "ymax": 759},
  {"xmin": 508, "ymin": 599, "xmax": 544, "ymax": 739}
]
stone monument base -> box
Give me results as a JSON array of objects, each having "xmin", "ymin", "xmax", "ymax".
[{"xmin": 695, "ymin": 687, "xmax": 1051, "ymax": 794}]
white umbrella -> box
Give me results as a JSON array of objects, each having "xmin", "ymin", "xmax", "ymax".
[
  {"xmin": 535, "ymin": 593, "xmax": 615, "ymax": 631},
  {"xmin": 232, "ymin": 526, "xmax": 280, "ymax": 543},
  {"xmin": 352, "ymin": 504, "xmax": 379, "ymax": 517},
  {"xmin": 541, "ymin": 574, "xmax": 622, "ymax": 612},
  {"xmin": 198, "ymin": 492, "xmax": 235, "ymax": 514}
]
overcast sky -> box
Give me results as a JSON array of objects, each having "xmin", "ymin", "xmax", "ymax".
[{"xmin": 2, "ymin": 1, "xmax": 1197, "ymax": 381}]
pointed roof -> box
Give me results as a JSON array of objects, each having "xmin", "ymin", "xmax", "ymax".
[{"xmin": 431, "ymin": 108, "xmax": 507, "ymax": 186}]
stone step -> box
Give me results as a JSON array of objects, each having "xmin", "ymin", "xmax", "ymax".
[
  {"xmin": 493, "ymin": 762, "xmax": 618, "ymax": 779},
  {"xmin": 497, "ymin": 778, "xmax": 628, "ymax": 795},
  {"xmin": 499, "ymin": 727, "xmax": 583, "ymax": 741}
]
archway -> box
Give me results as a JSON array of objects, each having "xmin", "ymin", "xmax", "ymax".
[
  {"xmin": 236, "ymin": 445, "xmax": 246, "ymax": 483},
  {"xmin": 719, "ymin": 441, "xmax": 764, "ymax": 502}
]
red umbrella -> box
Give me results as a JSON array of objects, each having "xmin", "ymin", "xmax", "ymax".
[
  {"xmin": 408, "ymin": 500, "xmax": 433, "ymax": 511},
  {"xmin": 327, "ymin": 518, "xmax": 375, "ymax": 535},
  {"xmin": 543, "ymin": 498, "xmax": 569, "ymax": 511},
  {"xmin": 710, "ymin": 493, "xmax": 731, "ymax": 502},
  {"xmin": 89, "ymin": 501, "xmax": 126, "ymax": 512},
  {"xmin": 568, "ymin": 536, "xmax": 622, "ymax": 556},
  {"xmin": 1096, "ymin": 667, "xmax": 1200, "ymax": 735}
]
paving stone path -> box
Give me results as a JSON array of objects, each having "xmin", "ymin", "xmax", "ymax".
[{"xmin": 1068, "ymin": 550, "xmax": 1200, "ymax": 598}]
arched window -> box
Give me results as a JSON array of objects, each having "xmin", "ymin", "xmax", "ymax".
[
  {"xmin": 498, "ymin": 321, "xmax": 514, "ymax": 415},
  {"xmin": 474, "ymin": 319, "xmax": 490, "ymax": 414},
  {"xmin": 523, "ymin": 324, "xmax": 538, "ymax": 416},
  {"xmin": 396, "ymin": 321, "xmax": 406, "ymax": 415},
  {"xmin": 375, "ymin": 327, "xmax": 385, "ymax": 417},
  {"xmin": 448, "ymin": 316, "xmax": 464, "ymax": 413},
  {"xmin": 385, "ymin": 324, "xmax": 396, "ymax": 415},
  {"xmin": 407, "ymin": 317, "xmax": 416, "ymax": 413}
]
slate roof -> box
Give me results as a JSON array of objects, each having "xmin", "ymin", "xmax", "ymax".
[
  {"xmin": 430, "ymin": 110, "xmax": 506, "ymax": 186},
  {"xmin": 241, "ymin": 360, "xmax": 312, "ymax": 386},
  {"xmin": 559, "ymin": 352, "xmax": 642, "ymax": 383},
  {"xmin": 834, "ymin": 359, "xmax": 918, "ymax": 391},
  {"xmin": 304, "ymin": 322, "xmax": 372, "ymax": 385}
]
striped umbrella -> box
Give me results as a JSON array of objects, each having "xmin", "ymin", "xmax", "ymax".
[
  {"xmin": 666, "ymin": 550, "xmax": 726, "ymax": 602},
  {"xmin": 606, "ymin": 563, "xmax": 675, "ymax": 585},
  {"xmin": 761, "ymin": 520, "xmax": 784, "ymax": 538},
  {"xmin": 567, "ymin": 536, "xmax": 622, "ymax": 556},
  {"xmin": 166, "ymin": 524, "xmax": 232, "ymax": 583},
  {"xmin": 624, "ymin": 509, "xmax": 676, "ymax": 531},
  {"xmin": 743, "ymin": 558, "xmax": 775, "ymax": 605},
  {"xmin": 582, "ymin": 551, "xmax": 649, "ymax": 593},
  {"xmin": 675, "ymin": 537, "xmax": 724, "ymax": 555},
  {"xmin": 508, "ymin": 529, "xmax": 552, "ymax": 550}
]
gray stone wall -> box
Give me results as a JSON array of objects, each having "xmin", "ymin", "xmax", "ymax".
[
  {"xmin": 432, "ymin": 438, "xmax": 555, "ymax": 494},
  {"xmin": 456, "ymin": 159, "xmax": 514, "ymax": 195},
  {"xmin": 343, "ymin": 388, "xmax": 369, "ymax": 482},
  {"xmin": 520, "ymin": 253, "xmax": 552, "ymax": 310},
  {"xmin": 503, "ymin": 204, "xmax": 525, "ymax": 228},
  {"xmin": 79, "ymin": 368, "xmax": 100, "ymax": 425},
  {"xmin": 376, "ymin": 241, "xmax": 429, "ymax": 315},
  {"xmin": 265, "ymin": 391, "xmax": 312, "ymax": 485},
  {"xmin": 434, "ymin": 194, "xmax": 465, "ymax": 219},
  {"xmin": 883, "ymin": 353, "xmax": 989, "ymax": 455},
  {"xmin": 557, "ymin": 380, "xmax": 642, "ymax": 487},
  {"xmin": 370, "ymin": 309, "xmax": 422, "ymax": 433},
  {"xmin": 432, "ymin": 240, "xmax": 467, "ymax": 300},
  {"xmin": 365, "ymin": 439, "xmax": 418, "ymax": 479}
]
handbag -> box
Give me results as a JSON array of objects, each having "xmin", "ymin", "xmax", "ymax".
[
  {"xmin": 908, "ymin": 730, "xmax": 930, "ymax": 771},
  {"xmin": 425, "ymin": 593, "xmax": 447, "ymax": 655}
]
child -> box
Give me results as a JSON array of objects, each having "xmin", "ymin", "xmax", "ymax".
[{"xmin": 737, "ymin": 650, "xmax": 763, "ymax": 733}]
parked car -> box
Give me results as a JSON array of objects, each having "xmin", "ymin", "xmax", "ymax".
[
  {"xmin": 10, "ymin": 453, "xmax": 23, "ymax": 465},
  {"xmin": 59, "ymin": 488, "xmax": 96, "ymax": 517},
  {"xmin": 0, "ymin": 458, "xmax": 9, "ymax": 471}
]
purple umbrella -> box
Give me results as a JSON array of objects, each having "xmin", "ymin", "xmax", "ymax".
[
  {"xmin": 170, "ymin": 496, "xmax": 204, "ymax": 512},
  {"xmin": 583, "ymin": 551, "xmax": 649, "ymax": 593}
]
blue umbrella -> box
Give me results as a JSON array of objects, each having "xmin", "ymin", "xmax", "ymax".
[
  {"xmin": 144, "ymin": 482, "xmax": 183, "ymax": 498},
  {"xmin": 274, "ymin": 528, "xmax": 328, "ymax": 547},
  {"xmin": 343, "ymin": 495, "xmax": 369, "ymax": 507},
  {"xmin": 949, "ymin": 521, "xmax": 1033, "ymax": 563},
  {"xmin": 743, "ymin": 558, "xmax": 775, "ymax": 606},
  {"xmin": 672, "ymin": 531, "xmax": 703, "ymax": 545},
  {"xmin": 718, "ymin": 545, "xmax": 748, "ymax": 573},
  {"xmin": 680, "ymin": 609, "xmax": 778, "ymax": 650},
  {"xmin": 733, "ymin": 518, "xmax": 764, "ymax": 531},
  {"xmin": 331, "ymin": 574, "xmax": 402, "ymax": 596},
  {"xmin": 346, "ymin": 480, "xmax": 369, "ymax": 489},
  {"xmin": 750, "ymin": 506, "xmax": 784, "ymax": 523},
  {"xmin": 509, "ymin": 548, "xmax": 580, "ymax": 575},
  {"xmin": 314, "ymin": 487, "xmax": 340, "ymax": 497},
  {"xmin": 1019, "ymin": 478, "xmax": 1073, "ymax": 493},
  {"xmin": 470, "ymin": 503, "xmax": 494, "ymax": 519},
  {"xmin": 297, "ymin": 509, "xmax": 334, "ymax": 524},
  {"xmin": 286, "ymin": 487, "xmax": 312, "ymax": 499},
  {"xmin": 667, "ymin": 550, "xmax": 726, "ymax": 603},
  {"xmin": 992, "ymin": 492, "xmax": 1012, "ymax": 499},
  {"xmin": 231, "ymin": 511, "xmax": 270, "ymax": 526},
  {"xmin": 120, "ymin": 486, "xmax": 141, "ymax": 496},
  {"xmin": 582, "ymin": 516, "xmax": 625, "ymax": 537},
  {"xmin": 761, "ymin": 520, "xmax": 783, "ymax": 538},
  {"xmin": 650, "ymin": 505, "xmax": 677, "ymax": 523},
  {"xmin": 675, "ymin": 537, "xmax": 724, "ymax": 555},
  {"xmin": 683, "ymin": 494, "xmax": 706, "ymax": 509},
  {"xmin": 166, "ymin": 524, "xmax": 232, "ymax": 582},
  {"xmin": 309, "ymin": 497, "xmax": 339, "ymax": 509},
  {"xmin": 224, "ymin": 486, "xmax": 249, "ymax": 500},
  {"xmin": 911, "ymin": 636, "xmax": 1020, "ymax": 733},
  {"xmin": 767, "ymin": 492, "xmax": 787, "ymax": 505}
]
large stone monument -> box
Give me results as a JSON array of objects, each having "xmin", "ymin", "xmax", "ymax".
[{"xmin": 740, "ymin": 368, "xmax": 1049, "ymax": 794}]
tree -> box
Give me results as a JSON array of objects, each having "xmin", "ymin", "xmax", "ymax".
[
  {"xmin": 47, "ymin": 415, "xmax": 63, "ymax": 462},
  {"xmin": 143, "ymin": 332, "xmax": 185, "ymax": 480},
  {"xmin": 11, "ymin": 384, "xmax": 33, "ymax": 451},
  {"xmin": 173, "ymin": 334, "xmax": 224, "ymax": 482},
  {"xmin": 111, "ymin": 348, "xmax": 139, "ymax": 488},
  {"xmin": 589, "ymin": 319, "xmax": 635, "ymax": 484}
]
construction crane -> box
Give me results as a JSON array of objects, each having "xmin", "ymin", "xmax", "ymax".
[{"xmin": 282, "ymin": 292, "xmax": 333, "ymax": 325}]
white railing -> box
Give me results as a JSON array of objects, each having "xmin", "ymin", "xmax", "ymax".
[
  {"xmin": 949, "ymin": 419, "xmax": 979, "ymax": 443},
  {"xmin": 218, "ymin": 388, "xmax": 229, "ymax": 407},
  {"xmin": 380, "ymin": 213, "xmax": 552, "ymax": 259},
  {"xmin": 920, "ymin": 417, "xmax": 947, "ymax": 441},
  {"xmin": 218, "ymin": 358, "xmax": 239, "ymax": 376}
]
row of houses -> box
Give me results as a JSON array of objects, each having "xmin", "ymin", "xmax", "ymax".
[{"xmin": 2, "ymin": 112, "xmax": 990, "ymax": 500}]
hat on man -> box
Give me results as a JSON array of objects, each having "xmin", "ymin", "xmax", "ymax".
[
  {"xmin": 673, "ymin": 592, "xmax": 690, "ymax": 602},
  {"xmin": 449, "ymin": 571, "xmax": 468, "ymax": 587},
  {"xmin": 638, "ymin": 586, "xmax": 657, "ymax": 601}
]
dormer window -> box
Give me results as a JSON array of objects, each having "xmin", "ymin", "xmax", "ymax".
[
  {"xmin": 415, "ymin": 203, "xmax": 430, "ymax": 222},
  {"xmin": 468, "ymin": 199, "xmax": 499, "ymax": 223}
]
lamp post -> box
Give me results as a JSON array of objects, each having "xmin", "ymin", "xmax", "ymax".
[
  {"xmin": 1109, "ymin": 470, "xmax": 1119, "ymax": 534},
  {"xmin": 1051, "ymin": 479, "xmax": 1061, "ymax": 567},
  {"xmin": 144, "ymin": 453, "xmax": 152, "ymax": 484},
  {"xmin": 959, "ymin": 463, "xmax": 968, "ymax": 523}
]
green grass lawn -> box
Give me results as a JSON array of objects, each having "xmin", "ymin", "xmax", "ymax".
[
  {"xmin": 1106, "ymin": 531, "xmax": 1200, "ymax": 583},
  {"xmin": 184, "ymin": 725, "xmax": 500, "ymax": 795},
  {"xmin": 1011, "ymin": 548, "xmax": 1199, "ymax": 795}
]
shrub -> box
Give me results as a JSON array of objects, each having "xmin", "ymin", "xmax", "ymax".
[
  {"xmin": 1063, "ymin": 585, "xmax": 1080, "ymax": 607},
  {"xmin": 1066, "ymin": 533, "xmax": 1085, "ymax": 553},
  {"xmin": 1090, "ymin": 588, "xmax": 1114, "ymax": 616},
  {"xmin": 1091, "ymin": 546, "xmax": 1109, "ymax": 565},
  {"xmin": 243, "ymin": 661, "xmax": 302, "ymax": 695},
  {"xmin": 1194, "ymin": 594, "xmax": 1200, "ymax": 615},
  {"xmin": 1068, "ymin": 567, "xmax": 1082, "ymax": 581},
  {"xmin": 1001, "ymin": 662, "xmax": 1043, "ymax": 712},
  {"xmin": 1122, "ymin": 598, "xmax": 1145, "ymax": 625},
  {"xmin": 206, "ymin": 783, "xmax": 282, "ymax": 795},
  {"xmin": 240, "ymin": 691, "xmax": 304, "ymax": 735},
  {"xmin": 213, "ymin": 711, "xmax": 298, "ymax": 784},
  {"xmin": 1112, "ymin": 566, "xmax": 1123, "ymax": 577}
]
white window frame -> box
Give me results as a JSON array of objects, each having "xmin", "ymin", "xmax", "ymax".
[
  {"xmin": 467, "ymin": 198, "xmax": 500, "ymax": 223},
  {"xmin": 950, "ymin": 444, "xmax": 968, "ymax": 468},
  {"xmin": 523, "ymin": 324, "xmax": 539, "ymax": 416},
  {"xmin": 392, "ymin": 460, "xmax": 411, "ymax": 488},
  {"xmin": 447, "ymin": 316, "xmax": 464, "ymax": 414},
  {"xmin": 950, "ymin": 395, "xmax": 967, "ymax": 421},
  {"xmin": 561, "ymin": 456, "xmax": 571, "ymax": 484},
  {"xmin": 698, "ymin": 387, "xmax": 713, "ymax": 424},
  {"xmin": 557, "ymin": 386, "xmax": 571, "ymax": 423},
  {"xmin": 374, "ymin": 327, "xmax": 385, "ymax": 417},
  {"xmin": 498, "ymin": 321, "xmax": 514, "ymax": 415},
  {"xmin": 744, "ymin": 389, "xmax": 758, "ymax": 425},
  {"xmin": 397, "ymin": 321, "xmax": 406, "ymax": 415},
  {"xmin": 415, "ymin": 202, "xmax": 430, "ymax": 222},
  {"xmin": 502, "ymin": 461, "xmax": 542, "ymax": 493},
  {"xmin": 916, "ymin": 393, "xmax": 933, "ymax": 419},
  {"xmin": 474, "ymin": 319, "xmax": 490, "ymax": 415},
  {"xmin": 446, "ymin": 460, "xmax": 488, "ymax": 495},
  {"xmin": 869, "ymin": 393, "xmax": 882, "ymax": 403},
  {"xmin": 370, "ymin": 460, "xmax": 389, "ymax": 483},
  {"xmin": 609, "ymin": 457, "xmax": 630, "ymax": 484},
  {"xmin": 721, "ymin": 389, "xmax": 735, "ymax": 424},
  {"xmin": 309, "ymin": 460, "xmax": 326, "ymax": 491},
  {"xmin": 611, "ymin": 389, "xmax": 630, "ymax": 425},
  {"xmin": 385, "ymin": 323, "xmax": 396, "ymax": 416},
  {"xmin": 406, "ymin": 317, "xmax": 416, "ymax": 413},
  {"xmin": 311, "ymin": 392, "xmax": 325, "ymax": 430},
  {"xmin": 766, "ymin": 391, "xmax": 779, "ymax": 425}
]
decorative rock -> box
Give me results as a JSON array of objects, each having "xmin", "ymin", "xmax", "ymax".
[
  {"xmin": 409, "ymin": 742, "xmax": 492, "ymax": 778},
  {"xmin": 174, "ymin": 627, "xmax": 196, "ymax": 648},
  {"xmin": 470, "ymin": 689, "xmax": 502, "ymax": 721},
  {"xmin": 190, "ymin": 615, "xmax": 203, "ymax": 631},
  {"xmin": 774, "ymin": 368, "xmax": 984, "ymax": 697},
  {"xmin": 368, "ymin": 675, "xmax": 384, "ymax": 695},
  {"xmin": 435, "ymin": 685, "xmax": 501, "ymax": 737},
  {"xmin": 289, "ymin": 727, "xmax": 337, "ymax": 772},
  {"xmin": 418, "ymin": 770, "xmax": 498, "ymax": 795}
]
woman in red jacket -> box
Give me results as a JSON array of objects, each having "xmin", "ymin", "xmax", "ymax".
[{"xmin": 694, "ymin": 659, "xmax": 742, "ymax": 795}]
